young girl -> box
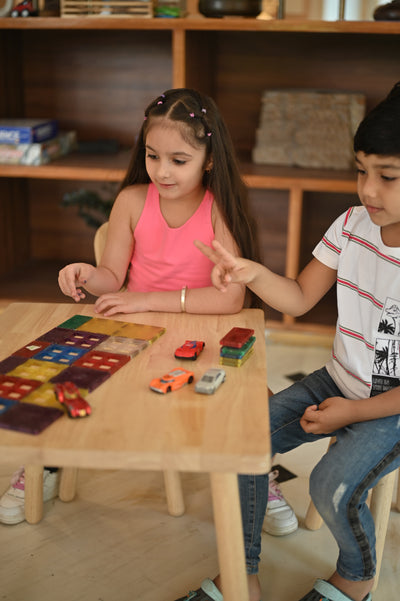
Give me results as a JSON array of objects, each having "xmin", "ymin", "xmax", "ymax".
[
  {"xmin": 0, "ymin": 88, "xmax": 263, "ymax": 526},
  {"xmin": 176, "ymin": 82, "xmax": 400, "ymax": 601},
  {"xmin": 58, "ymin": 87, "xmax": 261, "ymax": 315}
]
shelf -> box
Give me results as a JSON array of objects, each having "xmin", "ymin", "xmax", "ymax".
[
  {"xmin": 0, "ymin": 152, "xmax": 357, "ymax": 193},
  {"xmin": 1, "ymin": 17, "xmax": 400, "ymax": 35}
]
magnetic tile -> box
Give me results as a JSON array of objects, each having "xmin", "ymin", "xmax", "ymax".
[
  {"xmin": 114, "ymin": 322, "xmax": 166, "ymax": 343},
  {"xmin": 38, "ymin": 327, "xmax": 76, "ymax": 345},
  {"xmin": 0, "ymin": 403, "xmax": 63, "ymax": 435},
  {"xmin": 34, "ymin": 344, "xmax": 89, "ymax": 365},
  {"xmin": 21, "ymin": 383, "xmax": 66, "ymax": 411},
  {"xmin": 77, "ymin": 318, "xmax": 124, "ymax": 335},
  {"xmin": 0, "ymin": 355, "xmax": 26, "ymax": 374},
  {"xmin": 50, "ymin": 366, "xmax": 110, "ymax": 392},
  {"xmin": 96, "ymin": 336, "xmax": 148, "ymax": 357},
  {"xmin": 219, "ymin": 347, "xmax": 254, "ymax": 367},
  {"xmin": 61, "ymin": 330, "xmax": 108, "ymax": 350},
  {"xmin": 0, "ymin": 398, "xmax": 18, "ymax": 415},
  {"xmin": 0, "ymin": 375, "xmax": 42, "ymax": 400},
  {"xmin": 58, "ymin": 315, "xmax": 93, "ymax": 329},
  {"xmin": 12, "ymin": 339, "xmax": 51, "ymax": 358},
  {"xmin": 73, "ymin": 350, "xmax": 130, "ymax": 374},
  {"xmin": 9, "ymin": 359, "xmax": 66, "ymax": 383}
]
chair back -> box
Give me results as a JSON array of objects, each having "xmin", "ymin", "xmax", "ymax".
[{"xmin": 94, "ymin": 222, "xmax": 109, "ymax": 266}]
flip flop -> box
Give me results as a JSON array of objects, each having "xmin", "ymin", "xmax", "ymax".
[{"xmin": 298, "ymin": 579, "xmax": 372, "ymax": 601}]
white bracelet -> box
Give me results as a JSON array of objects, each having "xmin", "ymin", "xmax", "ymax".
[{"xmin": 180, "ymin": 286, "xmax": 187, "ymax": 313}]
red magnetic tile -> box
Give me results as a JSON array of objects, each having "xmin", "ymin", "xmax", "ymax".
[
  {"xmin": 0, "ymin": 375, "xmax": 42, "ymax": 401},
  {"xmin": 73, "ymin": 350, "xmax": 130, "ymax": 374}
]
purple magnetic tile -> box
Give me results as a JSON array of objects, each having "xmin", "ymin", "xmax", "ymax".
[
  {"xmin": 0, "ymin": 403, "xmax": 64, "ymax": 435},
  {"xmin": 62, "ymin": 330, "xmax": 109, "ymax": 350},
  {"xmin": 50, "ymin": 366, "xmax": 110, "ymax": 392},
  {"xmin": 38, "ymin": 327, "xmax": 75, "ymax": 345},
  {"xmin": 0, "ymin": 356, "xmax": 26, "ymax": 374},
  {"xmin": 0, "ymin": 398, "xmax": 18, "ymax": 415}
]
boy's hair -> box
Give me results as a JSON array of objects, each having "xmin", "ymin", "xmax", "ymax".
[
  {"xmin": 120, "ymin": 88, "xmax": 262, "ymax": 306},
  {"xmin": 354, "ymin": 81, "xmax": 400, "ymax": 157}
]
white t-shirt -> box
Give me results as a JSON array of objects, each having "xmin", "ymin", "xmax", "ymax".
[{"xmin": 313, "ymin": 205, "xmax": 400, "ymax": 399}]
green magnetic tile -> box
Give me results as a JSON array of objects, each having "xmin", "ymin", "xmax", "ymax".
[{"xmin": 58, "ymin": 315, "xmax": 93, "ymax": 329}]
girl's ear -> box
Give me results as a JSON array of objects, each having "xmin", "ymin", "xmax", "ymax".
[{"xmin": 205, "ymin": 156, "xmax": 213, "ymax": 172}]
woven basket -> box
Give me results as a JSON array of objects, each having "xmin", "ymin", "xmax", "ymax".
[{"xmin": 60, "ymin": 0, "xmax": 153, "ymax": 17}]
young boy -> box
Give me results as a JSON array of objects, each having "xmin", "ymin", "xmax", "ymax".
[{"xmin": 176, "ymin": 81, "xmax": 400, "ymax": 601}]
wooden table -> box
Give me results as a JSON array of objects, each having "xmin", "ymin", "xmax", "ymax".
[{"xmin": 0, "ymin": 302, "xmax": 270, "ymax": 601}]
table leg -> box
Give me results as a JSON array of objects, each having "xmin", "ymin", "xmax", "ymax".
[
  {"xmin": 59, "ymin": 467, "xmax": 78, "ymax": 502},
  {"xmin": 210, "ymin": 472, "xmax": 249, "ymax": 601},
  {"xmin": 24, "ymin": 464, "xmax": 43, "ymax": 524}
]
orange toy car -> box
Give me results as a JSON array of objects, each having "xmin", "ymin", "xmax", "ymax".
[{"xmin": 149, "ymin": 367, "xmax": 194, "ymax": 394}]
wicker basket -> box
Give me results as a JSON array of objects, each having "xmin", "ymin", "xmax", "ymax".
[{"xmin": 60, "ymin": 0, "xmax": 153, "ymax": 17}]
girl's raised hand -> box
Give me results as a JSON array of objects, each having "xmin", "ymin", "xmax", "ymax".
[
  {"xmin": 194, "ymin": 239, "xmax": 255, "ymax": 291},
  {"xmin": 58, "ymin": 263, "xmax": 96, "ymax": 302}
]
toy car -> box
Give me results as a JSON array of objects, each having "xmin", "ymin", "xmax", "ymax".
[
  {"xmin": 195, "ymin": 367, "xmax": 226, "ymax": 395},
  {"xmin": 54, "ymin": 382, "xmax": 92, "ymax": 418},
  {"xmin": 174, "ymin": 340, "xmax": 205, "ymax": 360},
  {"xmin": 10, "ymin": 0, "xmax": 38, "ymax": 17},
  {"xmin": 149, "ymin": 367, "xmax": 194, "ymax": 394}
]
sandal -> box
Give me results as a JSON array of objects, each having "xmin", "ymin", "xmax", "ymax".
[
  {"xmin": 174, "ymin": 578, "xmax": 223, "ymax": 601},
  {"xmin": 298, "ymin": 579, "xmax": 372, "ymax": 601}
]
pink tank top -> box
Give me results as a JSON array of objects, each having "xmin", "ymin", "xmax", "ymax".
[{"xmin": 128, "ymin": 183, "xmax": 215, "ymax": 292}]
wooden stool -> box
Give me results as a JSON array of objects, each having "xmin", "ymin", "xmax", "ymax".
[{"xmin": 304, "ymin": 439, "xmax": 398, "ymax": 591}]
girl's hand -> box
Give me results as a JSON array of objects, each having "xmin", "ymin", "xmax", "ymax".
[
  {"xmin": 94, "ymin": 291, "xmax": 148, "ymax": 316},
  {"xmin": 194, "ymin": 239, "xmax": 255, "ymax": 291},
  {"xmin": 58, "ymin": 263, "xmax": 97, "ymax": 302},
  {"xmin": 300, "ymin": 397, "xmax": 357, "ymax": 435}
]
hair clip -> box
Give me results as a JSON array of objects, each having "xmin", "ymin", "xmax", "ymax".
[
  {"xmin": 189, "ymin": 112, "xmax": 195, "ymax": 118},
  {"xmin": 143, "ymin": 116, "xmax": 147, "ymax": 121},
  {"xmin": 201, "ymin": 108, "xmax": 207, "ymax": 114},
  {"xmin": 157, "ymin": 94, "xmax": 166, "ymax": 105},
  {"xmin": 207, "ymin": 132, "xmax": 212, "ymax": 137}
]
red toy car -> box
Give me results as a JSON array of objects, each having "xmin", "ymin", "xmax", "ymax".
[
  {"xmin": 11, "ymin": 0, "xmax": 38, "ymax": 17},
  {"xmin": 54, "ymin": 382, "xmax": 92, "ymax": 418},
  {"xmin": 149, "ymin": 368, "xmax": 194, "ymax": 394},
  {"xmin": 174, "ymin": 340, "xmax": 205, "ymax": 360}
]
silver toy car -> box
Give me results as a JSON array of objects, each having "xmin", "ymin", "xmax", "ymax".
[{"xmin": 195, "ymin": 367, "xmax": 226, "ymax": 395}]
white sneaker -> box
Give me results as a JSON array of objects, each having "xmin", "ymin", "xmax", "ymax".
[
  {"xmin": 0, "ymin": 467, "xmax": 59, "ymax": 525},
  {"xmin": 263, "ymin": 470, "xmax": 298, "ymax": 536}
]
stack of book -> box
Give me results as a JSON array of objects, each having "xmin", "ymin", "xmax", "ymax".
[
  {"xmin": 219, "ymin": 327, "xmax": 256, "ymax": 367},
  {"xmin": 0, "ymin": 118, "xmax": 77, "ymax": 165}
]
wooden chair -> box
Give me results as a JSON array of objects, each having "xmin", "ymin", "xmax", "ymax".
[
  {"xmin": 304, "ymin": 438, "xmax": 399, "ymax": 591},
  {"xmin": 59, "ymin": 222, "xmax": 185, "ymax": 518}
]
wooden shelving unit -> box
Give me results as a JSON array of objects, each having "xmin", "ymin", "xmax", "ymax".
[{"xmin": 1, "ymin": 16, "xmax": 399, "ymax": 331}]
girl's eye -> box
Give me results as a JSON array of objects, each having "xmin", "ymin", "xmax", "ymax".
[
  {"xmin": 146, "ymin": 153, "xmax": 158, "ymax": 160},
  {"xmin": 173, "ymin": 159, "xmax": 186, "ymax": 166},
  {"xmin": 356, "ymin": 168, "xmax": 366, "ymax": 176},
  {"xmin": 381, "ymin": 175, "xmax": 396, "ymax": 182}
]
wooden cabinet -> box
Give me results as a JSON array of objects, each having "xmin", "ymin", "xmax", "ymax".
[{"xmin": 1, "ymin": 17, "xmax": 400, "ymax": 330}]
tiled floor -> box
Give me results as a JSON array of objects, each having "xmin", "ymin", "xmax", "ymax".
[{"xmin": 0, "ymin": 332, "xmax": 398, "ymax": 601}]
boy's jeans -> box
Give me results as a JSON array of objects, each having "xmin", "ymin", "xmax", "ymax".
[{"xmin": 239, "ymin": 367, "xmax": 400, "ymax": 580}]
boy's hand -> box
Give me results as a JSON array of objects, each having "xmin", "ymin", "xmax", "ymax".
[
  {"xmin": 58, "ymin": 263, "xmax": 96, "ymax": 302},
  {"xmin": 194, "ymin": 239, "xmax": 255, "ymax": 291},
  {"xmin": 300, "ymin": 397, "xmax": 357, "ymax": 434}
]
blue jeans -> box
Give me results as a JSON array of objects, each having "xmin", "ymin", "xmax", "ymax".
[{"xmin": 239, "ymin": 367, "xmax": 400, "ymax": 580}]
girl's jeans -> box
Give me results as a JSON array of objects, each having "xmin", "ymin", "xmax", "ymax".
[{"xmin": 239, "ymin": 367, "xmax": 400, "ymax": 581}]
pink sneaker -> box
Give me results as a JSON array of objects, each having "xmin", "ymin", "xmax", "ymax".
[
  {"xmin": 263, "ymin": 470, "xmax": 298, "ymax": 536},
  {"xmin": 0, "ymin": 467, "xmax": 59, "ymax": 525}
]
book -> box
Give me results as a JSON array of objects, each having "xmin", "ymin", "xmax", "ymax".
[
  {"xmin": 0, "ymin": 131, "xmax": 77, "ymax": 166},
  {"xmin": 0, "ymin": 119, "xmax": 59, "ymax": 145}
]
